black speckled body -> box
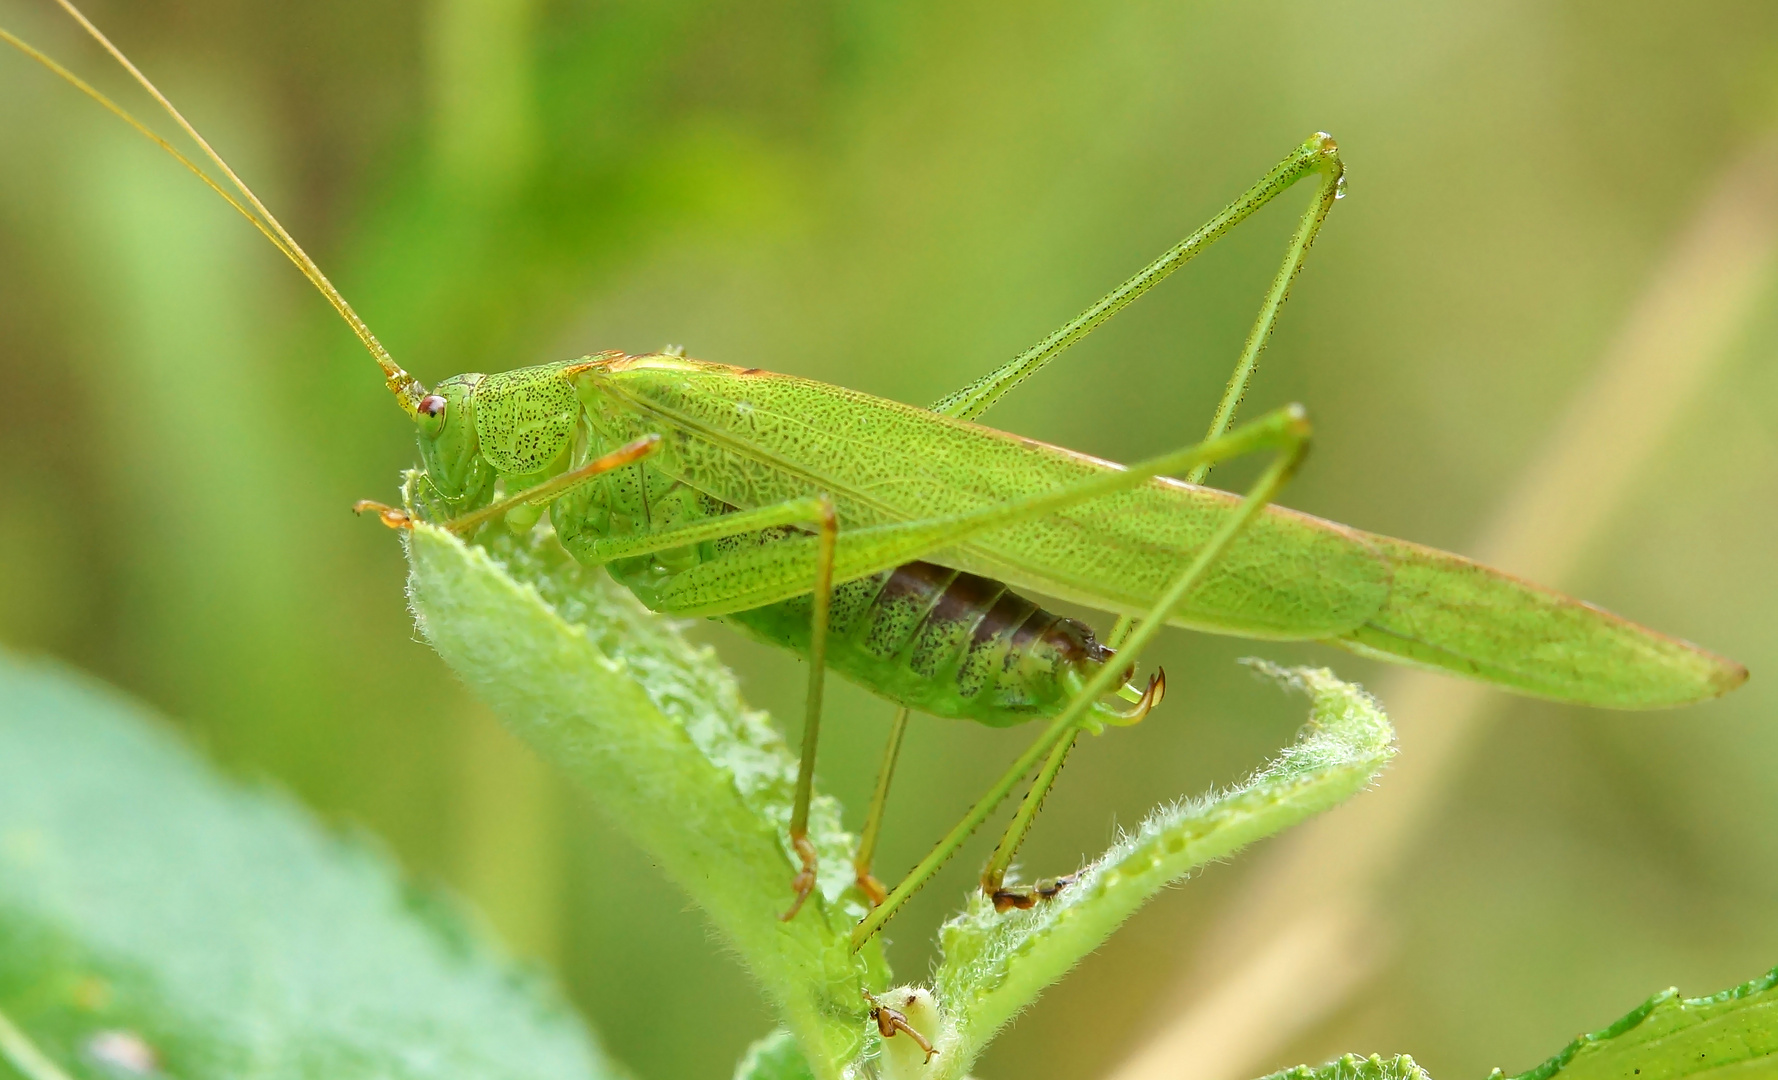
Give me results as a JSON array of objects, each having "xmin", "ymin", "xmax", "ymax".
[{"xmin": 720, "ymin": 552, "xmax": 1112, "ymax": 728}]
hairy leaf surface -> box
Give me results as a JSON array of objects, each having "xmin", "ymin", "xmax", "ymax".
[{"xmin": 405, "ymin": 522, "xmax": 878, "ymax": 1077}]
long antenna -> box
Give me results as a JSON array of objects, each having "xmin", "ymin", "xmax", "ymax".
[{"xmin": 1, "ymin": 1, "xmax": 426, "ymax": 416}]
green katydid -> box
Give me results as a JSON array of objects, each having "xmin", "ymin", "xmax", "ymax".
[{"xmin": 5, "ymin": 1, "xmax": 1747, "ymax": 954}]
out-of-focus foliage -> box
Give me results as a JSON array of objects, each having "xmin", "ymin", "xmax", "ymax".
[
  {"xmin": 0, "ymin": 649, "xmax": 620, "ymax": 1080},
  {"xmin": 731, "ymin": 1030, "xmax": 816, "ymax": 1080},
  {"xmin": 0, "ymin": 0, "xmax": 1773, "ymax": 1077}
]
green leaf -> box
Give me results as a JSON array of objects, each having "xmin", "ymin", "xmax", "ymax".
[
  {"xmin": 406, "ymin": 520, "xmax": 1399, "ymax": 1080},
  {"xmin": 732, "ymin": 1030, "xmax": 817, "ymax": 1080},
  {"xmin": 1494, "ymin": 964, "xmax": 1778, "ymax": 1080},
  {"xmin": 930, "ymin": 663, "xmax": 1395, "ymax": 1079},
  {"xmin": 1261, "ymin": 1054, "xmax": 1431, "ymax": 1080},
  {"xmin": 403, "ymin": 522, "xmax": 879, "ymax": 1078},
  {"xmin": 0, "ymin": 649, "xmax": 621, "ymax": 1080}
]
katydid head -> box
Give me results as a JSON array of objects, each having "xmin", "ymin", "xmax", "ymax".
[
  {"xmin": 466, "ymin": 363, "xmax": 582, "ymax": 478},
  {"xmin": 414, "ymin": 374, "xmax": 493, "ymax": 503}
]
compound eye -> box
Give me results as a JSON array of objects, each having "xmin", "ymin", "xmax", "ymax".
[{"xmin": 417, "ymin": 393, "xmax": 449, "ymax": 437}]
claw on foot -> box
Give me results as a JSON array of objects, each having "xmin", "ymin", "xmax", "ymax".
[
  {"xmin": 989, "ymin": 871, "xmax": 1079, "ymax": 912},
  {"xmin": 779, "ymin": 833, "xmax": 819, "ymax": 921},
  {"xmin": 865, "ymin": 989, "xmax": 937, "ymax": 1063},
  {"xmin": 353, "ymin": 500, "xmax": 413, "ymax": 530},
  {"xmin": 1127, "ymin": 669, "xmax": 1167, "ymax": 720},
  {"xmin": 1091, "ymin": 665, "xmax": 1167, "ymax": 732},
  {"xmin": 1105, "ymin": 668, "xmax": 1166, "ymax": 727}
]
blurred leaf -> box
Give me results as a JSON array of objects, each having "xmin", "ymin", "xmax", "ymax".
[
  {"xmin": 1258, "ymin": 965, "xmax": 1778, "ymax": 1080},
  {"xmin": 0, "ymin": 648, "xmax": 621, "ymax": 1080},
  {"xmin": 732, "ymin": 1029, "xmax": 816, "ymax": 1080},
  {"xmin": 1261, "ymin": 1054, "xmax": 1431, "ymax": 1080},
  {"xmin": 1493, "ymin": 964, "xmax": 1778, "ymax": 1080},
  {"xmin": 403, "ymin": 520, "xmax": 881, "ymax": 1078},
  {"xmin": 930, "ymin": 663, "xmax": 1395, "ymax": 1078}
]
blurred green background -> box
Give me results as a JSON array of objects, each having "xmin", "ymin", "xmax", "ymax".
[{"xmin": 1, "ymin": 1, "xmax": 1776, "ymax": 1077}]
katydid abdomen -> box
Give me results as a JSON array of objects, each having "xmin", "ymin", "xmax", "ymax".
[{"xmin": 721, "ymin": 561, "xmax": 1127, "ymax": 730}]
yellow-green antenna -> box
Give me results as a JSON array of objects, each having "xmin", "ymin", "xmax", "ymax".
[{"xmin": 0, "ymin": 0, "xmax": 426, "ymax": 416}]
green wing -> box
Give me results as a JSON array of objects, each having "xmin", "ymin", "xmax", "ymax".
[
  {"xmin": 1336, "ymin": 533, "xmax": 1746, "ymax": 708},
  {"xmin": 592, "ymin": 355, "xmax": 1744, "ymax": 707},
  {"xmin": 595, "ymin": 356, "xmax": 1391, "ymax": 640}
]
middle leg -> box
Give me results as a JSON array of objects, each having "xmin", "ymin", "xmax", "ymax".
[
  {"xmin": 780, "ymin": 496, "xmax": 839, "ymax": 921},
  {"xmin": 852, "ymin": 705, "xmax": 913, "ymax": 906}
]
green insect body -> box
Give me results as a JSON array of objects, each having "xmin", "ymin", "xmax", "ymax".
[
  {"xmin": 410, "ymin": 352, "xmax": 1741, "ymax": 715},
  {"xmin": 412, "ymin": 355, "xmax": 1151, "ymax": 730}
]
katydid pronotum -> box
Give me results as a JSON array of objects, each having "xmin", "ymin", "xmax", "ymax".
[{"xmin": 5, "ymin": 1, "xmax": 1747, "ymax": 957}]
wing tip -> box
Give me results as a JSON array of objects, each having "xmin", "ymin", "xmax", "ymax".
[
  {"xmin": 1336, "ymin": 623, "xmax": 1750, "ymax": 711},
  {"xmin": 1704, "ymin": 653, "xmax": 1751, "ymax": 698}
]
